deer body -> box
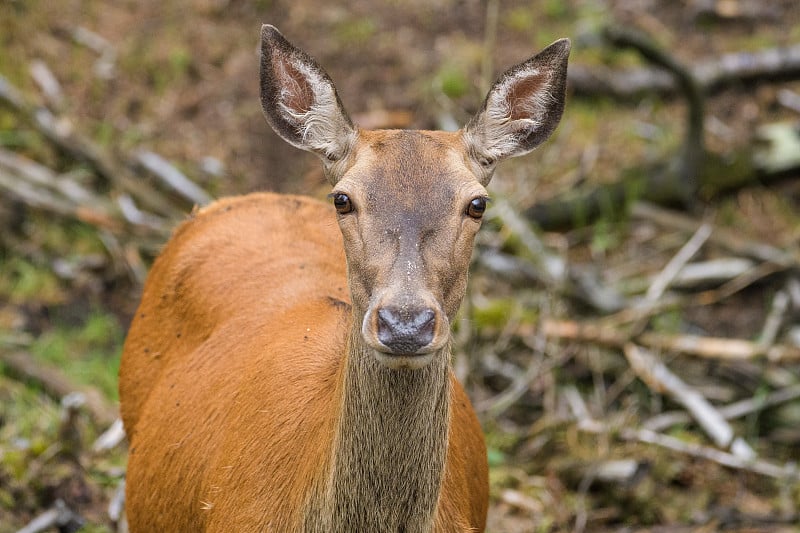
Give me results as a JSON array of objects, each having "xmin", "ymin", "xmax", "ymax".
[{"xmin": 120, "ymin": 25, "xmax": 569, "ymax": 532}]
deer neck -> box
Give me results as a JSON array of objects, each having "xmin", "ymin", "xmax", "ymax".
[{"xmin": 305, "ymin": 319, "xmax": 452, "ymax": 532}]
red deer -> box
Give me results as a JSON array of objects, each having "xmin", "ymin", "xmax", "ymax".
[{"xmin": 119, "ymin": 24, "xmax": 569, "ymax": 532}]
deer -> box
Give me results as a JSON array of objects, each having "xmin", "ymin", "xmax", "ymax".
[{"xmin": 119, "ymin": 24, "xmax": 569, "ymax": 532}]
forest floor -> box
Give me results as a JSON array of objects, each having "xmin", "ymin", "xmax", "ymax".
[{"xmin": 1, "ymin": 1, "xmax": 800, "ymax": 531}]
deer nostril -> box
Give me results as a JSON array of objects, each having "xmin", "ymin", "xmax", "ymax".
[{"xmin": 376, "ymin": 307, "xmax": 436, "ymax": 354}]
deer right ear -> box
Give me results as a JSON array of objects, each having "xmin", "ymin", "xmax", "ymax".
[{"xmin": 259, "ymin": 25, "xmax": 356, "ymax": 163}]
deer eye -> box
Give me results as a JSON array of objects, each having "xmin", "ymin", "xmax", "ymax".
[
  {"xmin": 466, "ymin": 197, "xmax": 487, "ymax": 219},
  {"xmin": 330, "ymin": 193, "xmax": 353, "ymax": 214}
]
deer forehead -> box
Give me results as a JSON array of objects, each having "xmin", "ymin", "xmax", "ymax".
[{"xmin": 336, "ymin": 130, "xmax": 487, "ymax": 216}]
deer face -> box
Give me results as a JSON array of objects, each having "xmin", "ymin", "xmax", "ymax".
[{"xmin": 329, "ymin": 130, "xmax": 488, "ymax": 367}]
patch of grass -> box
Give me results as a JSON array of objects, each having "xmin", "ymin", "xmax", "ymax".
[
  {"xmin": 24, "ymin": 216, "xmax": 106, "ymax": 256},
  {"xmin": 27, "ymin": 310, "xmax": 124, "ymax": 400},
  {"xmin": 0, "ymin": 374, "xmax": 123, "ymax": 533},
  {"xmin": 0, "ymin": 377, "xmax": 60, "ymax": 452},
  {"xmin": 0, "ymin": 257, "xmax": 65, "ymax": 305},
  {"xmin": 650, "ymin": 309, "xmax": 683, "ymax": 334}
]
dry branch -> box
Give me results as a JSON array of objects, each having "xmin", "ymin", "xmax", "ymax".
[
  {"xmin": 0, "ymin": 147, "xmax": 169, "ymax": 236},
  {"xmin": 578, "ymin": 418, "xmax": 799, "ymax": 481},
  {"xmin": 627, "ymin": 222, "xmax": 711, "ymax": 334},
  {"xmin": 489, "ymin": 198, "xmax": 565, "ymax": 285},
  {"xmin": 669, "ymin": 257, "xmax": 755, "ymax": 288},
  {"xmin": 565, "ymin": 387, "xmax": 797, "ymax": 481},
  {"xmin": 568, "ymin": 43, "xmax": 800, "ymax": 99},
  {"xmin": 14, "ymin": 499, "xmax": 84, "ymax": 533},
  {"xmin": 134, "ymin": 150, "xmax": 213, "ymax": 207},
  {"xmin": 643, "ymin": 383, "xmax": 800, "ymax": 432},
  {"xmin": 92, "ymin": 418, "xmax": 126, "ymax": 453},
  {"xmin": 633, "ymin": 202, "xmax": 798, "ymax": 268},
  {"xmin": 477, "ymin": 250, "xmax": 628, "ymax": 313},
  {"xmin": 0, "ymin": 72, "xmax": 180, "ymax": 217},
  {"xmin": 477, "ymin": 305, "xmax": 552, "ymax": 417},
  {"xmin": 537, "ymin": 319, "xmax": 800, "ymax": 362},
  {"xmin": 623, "ymin": 343, "xmax": 754, "ymax": 458},
  {"xmin": 529, "ymin": 30, "xmax": 800, "ymax": 231},
  {"xmin": 602, "ymin": 25, "xmax": 705, "ymax": 201},
  {"xmin": 1, "ymin": 351, "xmax": 116, "ymax": 427}
]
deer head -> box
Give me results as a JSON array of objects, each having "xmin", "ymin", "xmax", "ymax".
[{"xmin": 260, "ymin": 25, "xmax": 569, "ymax": 369}]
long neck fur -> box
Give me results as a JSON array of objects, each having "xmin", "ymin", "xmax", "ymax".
[{"xmin": 304, "ymin": 319, "xmax": 452, "ymax": 532}]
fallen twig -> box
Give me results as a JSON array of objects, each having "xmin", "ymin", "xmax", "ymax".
[
  {"xmin": 643, "ymin": 383, "xmax": 800, "ymax": 432},
  {"xmin": 669, "ymin": 257, "xmax": 755, "ymax": 289},
  {"xmin": 578, "ymin": 418, "xmax": 799, "ymax": 481},
  {"xmin": 759, "ymin": 289, "xmax": 790, "ymax": 347},
  {"xmin": 29, "ymin": 60, "xmax": 64, "ymax": 108},
  {"xmin": 0, "ymin": 351, "xmax": 116, "ymax": 427},
  {"xmin": 489, "ymin": 197, "xmax": 565, "ymax": 285},
  {"xmin": 568, "ymin": 43, "xmax": 800, "ymax": 99},
  {"xmin": 645, "ymin": 223, "xmax": 712, "ymax": 302},
  {"xmin": 0, "ymin": 73, "xmax": 177, "ymax": 216},
  {"xmin": 536, "ymin": 318, "xmax": 800, "ymax": 362},
  {"xmin": 134, "ymin": 150, "xmax": 213, "ymax": 207},
  {"xmin": 476, "ymin": 249, "xmax": 627, "ymax": 313},
  {"xmin": 603, "ymin": 25, "xmax": 705, "ymax": 202},
  {"xmin": 71, "ymin": 26, "xmax": 116, "ymax": 79},
  {"xmin": 0, "ymin": 147, "xmax": 169, "ymax": 236},
  {"xmin": 564, "ymin": 389, "xmax": 798, "ymax": 482},
  {"xmin": 477, "ymin": 302, "xmax": 550, "ymax": 417},
  {"xmin": 14, "ymin": 499, "xmax": 83, "ymax": 533},
  {"xmin": 108, "ymin": 479, "xmax": 127, "ymax": 531},
  {"xmin": 630, "ymin": 222, "xmax": 712, "ymax": 335},
  {"xmin": 92, "ymin": 418, "xmax": 127, "ymax": 453},
  {"xmin": 632, "ymin": 202, "xmax": 798, "ymax": 268},
  {"xmin": 623, "ymin": 343, "xmax": 754, "ymax": 458}
]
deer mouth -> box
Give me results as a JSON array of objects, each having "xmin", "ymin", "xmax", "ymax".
[{"xmin": 372, "ymin": 351, "xmax": 437, "ymax": 370}]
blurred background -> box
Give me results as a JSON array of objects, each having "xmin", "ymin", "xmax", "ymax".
[{"xmin": 1, "ymin": 0, "xmax": 799, "ymax": 531}]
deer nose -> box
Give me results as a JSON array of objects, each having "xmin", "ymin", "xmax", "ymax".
[{"xmin": 376, "ymin": 307, "xmax": 436, "ymax": 355}]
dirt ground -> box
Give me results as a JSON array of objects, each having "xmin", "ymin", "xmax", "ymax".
[{"xmin": 2, "ymin": 0, "xmax": 800, "ymax": 531}]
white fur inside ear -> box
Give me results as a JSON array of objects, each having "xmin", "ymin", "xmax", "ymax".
[
  {"xmin": 276, "ymin": 60, "xmax": 355, "ymax": 160},
  {"xmin": 466, "ymin": 66, "xmax": 556, "ymax": 163}
]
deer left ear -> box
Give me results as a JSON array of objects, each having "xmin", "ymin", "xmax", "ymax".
[{"xmin": 464, "ymin": 39, "xmax": 570, "ymax": 179}]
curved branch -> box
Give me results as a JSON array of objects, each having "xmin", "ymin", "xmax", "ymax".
[
  {"xmin": 568, "ymin": 43, "xmax": 800, "ymax": 98},
  {"xmin": 602, "ymin": 25, "xmax": 704, "ymax": 206}
]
